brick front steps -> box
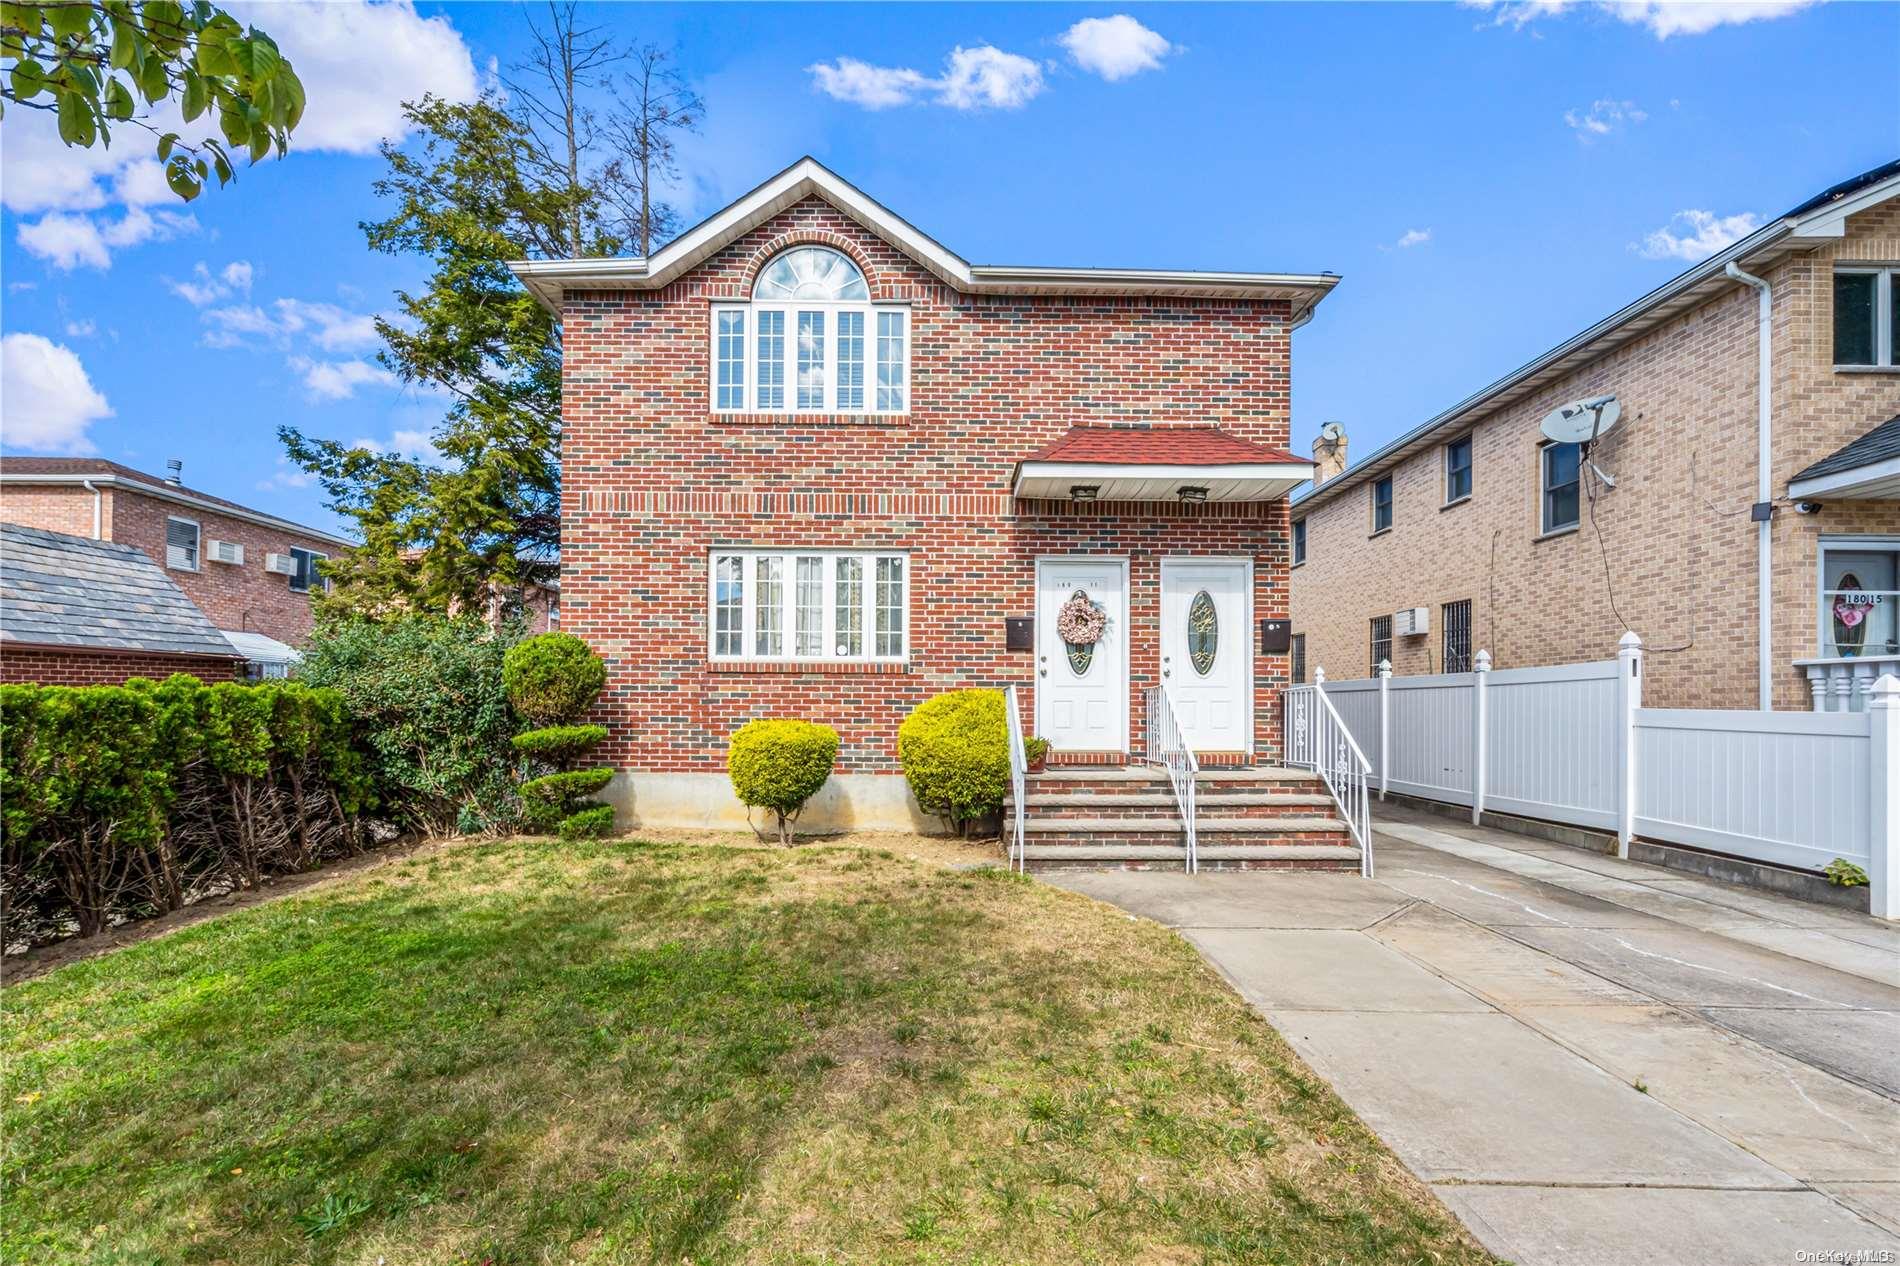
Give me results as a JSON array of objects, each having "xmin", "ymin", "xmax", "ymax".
[{"xmin": 1009, "ymin": 765, "xmax": 1360, "ymax": 873}]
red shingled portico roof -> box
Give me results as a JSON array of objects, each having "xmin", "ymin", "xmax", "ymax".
[
  {"xmin": 1012, "ymin": 426, "xmax": 1313, "ymax": 504},
  {"xmin": 1022, "ymin": 426, "xmax": 1305, "ymax": 466}
]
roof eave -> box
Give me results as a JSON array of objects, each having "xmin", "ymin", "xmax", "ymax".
[{"xmin": 0, "ymin": 472, "xmax": 354, "ymax": 547}]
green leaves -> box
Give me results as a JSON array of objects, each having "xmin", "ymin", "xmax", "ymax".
[{"xmin": 2, "ymin": 1, "xmax": 308, "ymax": 200}]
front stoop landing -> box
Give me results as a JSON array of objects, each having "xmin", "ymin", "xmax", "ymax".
[{"xmin": 1009, "ymin": 765, "xmax": 1360, "ymax": 872}]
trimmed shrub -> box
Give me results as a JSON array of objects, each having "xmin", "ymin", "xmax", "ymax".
[
  {"xmin": 296, "ymin": 615, "xmax": 523, "ymax": 835},
  {"xmin": 511, "ymin": 724, "xmax": 609, "ymax": 763},
  {"xmin": 728, "ymin": 719, "xmax": 839, "ymax": 845},
  {"xmin": 503, "ymin": 633, "xmax": 608, "ymax": 728},
  {"xmin": 897, "ymin": 690, "xmax": 1007, "ymax": 836},
  {"xmin": 504, "ymin": 632, "xmax": 614, "ymax": 838},
  {"xmin": 0, "ymin": 677, "xmax": 368, "ymax": 945}
]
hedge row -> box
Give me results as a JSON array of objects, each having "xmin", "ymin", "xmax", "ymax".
[{"xmin": 0, "ymin": 676, "xmax": 372, "ymax": 945}]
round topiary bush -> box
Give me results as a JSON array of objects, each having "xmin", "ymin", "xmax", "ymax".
[
  {"xmin": 896, "ymin": 689, "xmax": 1007, "ymax": 836},
  {"xmin": 503, "ymin": 632, "xmax": 607, "ymax": 728},
  {"xmin": 728, "ymin": 718, "xmax": 839, "ymax": 845}
]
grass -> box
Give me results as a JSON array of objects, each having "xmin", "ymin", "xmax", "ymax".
[{"xmin": 3, "ymin": 835, "xmax": 1495, "ymax": 1265}]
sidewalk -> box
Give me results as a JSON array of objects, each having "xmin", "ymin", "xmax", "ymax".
[{"xmin": 1051, "ymin": 805, "xmax": 1900, "ymax": 1265}]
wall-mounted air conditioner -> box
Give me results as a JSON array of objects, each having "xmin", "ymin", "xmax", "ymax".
[
  {"xmin": 207, "ymin": 540, "xmax": 245, "ymax": 565},
  {"xmin": 1395, "ymin": 606, "xmax": 1430, "ymax": 637},
  {"xmin": 264, "ymin": 552, "xmax": 297, "ymax": 576}
]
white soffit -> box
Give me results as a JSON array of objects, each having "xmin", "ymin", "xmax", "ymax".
[{"xmin": 1013, "ymin": 460, "xmax": 1314, "ymax": 503}]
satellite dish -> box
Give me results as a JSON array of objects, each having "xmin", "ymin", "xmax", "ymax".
[
  {"xmin": 1319, "ymin": 420, "xmax": 1345, "ymax": 442},
  {"xmin": 1539, "ymin": 396, "xmax": 1621, "ymax": 446}
]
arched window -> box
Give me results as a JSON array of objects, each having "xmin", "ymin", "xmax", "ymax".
[
  {"xmin": 713, "ymin": 246, "xmax": 907, "ymax": 414},
  {"xmin": 752, "ymin": 246, "xmax": 868, "ymax": 301}
]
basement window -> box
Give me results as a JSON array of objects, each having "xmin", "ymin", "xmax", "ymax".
[{"xmin": 1834, "ymin": 268, "xmax": 1899, "ymax": 369}]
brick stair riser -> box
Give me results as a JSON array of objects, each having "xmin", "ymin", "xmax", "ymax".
[
  {"xmin": 1024, "ymin": 801, "xmax": 1335, "ymax": 821},
  {"xmin": 1024, "ymin": 855, "xmax": 1359, "ymax": 874},
  {"xmin": 1026, "ymin": 777, "xmax": 1333, "ymax": 797},
  {"xmin": 1027, "ymin": 829, "xmax": 1356, "ymax": 850}
]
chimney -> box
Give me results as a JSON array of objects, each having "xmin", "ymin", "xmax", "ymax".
[
  {"xmin": 165, "ymin": 458, "xmax": 183, "ymax": 486},
  {"xmin": 1311, "ymin": 422, "xmax": 1348, "ymax": 486}
]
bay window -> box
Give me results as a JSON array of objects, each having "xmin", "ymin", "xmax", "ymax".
[
  {"xmin": 712, "ymin": 246, "xmax": 909, "ymax": 414},
  {"xmin": 710, "ymin": 550, "xmax": 908, "ymax": 663}
]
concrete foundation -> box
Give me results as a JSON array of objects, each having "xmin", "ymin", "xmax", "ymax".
[{"xmin": 603, "ymin": 770, "xmax": 955, "ymax": 836}]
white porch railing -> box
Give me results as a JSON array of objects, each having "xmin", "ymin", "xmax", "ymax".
[
  {"xmin": 1143, "ymin": 685, "xmax": 1199, "ymax": 873},
  {"xmin": 1798, "ymin": 656, "xmax": 1900, "ymax": 713},
  {"xmin": 1283, "ymin": 675, "xmax": 1375, "ymax": 877},
  {"xmin": 1004, "ymin": 683, "xmax": 1028, "ymax": 873}
]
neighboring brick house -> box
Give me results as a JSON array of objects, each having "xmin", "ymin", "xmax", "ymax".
[
  {"xmin": 0, "ymin": 522, "xmax": 244, "ymax": 685},
  {"xmin": 0, "ymin": 457, "xmax": 350, "ymax": 673},
  {"xmin": 512, "ymin": 157, "xmax": 1341, "ymax": 838},
  {"xmin": 1289, "ymin": 159, "xmax": 1900, "ymax": 713}
]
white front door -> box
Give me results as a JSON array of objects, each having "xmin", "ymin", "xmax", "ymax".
[
  {"xmin": 1160, "ymin": 559, "xmax": 1252, "ymax": 754},
  {"xmin": 1036, "ymin": 558, "xmax": 1128, "ymax": 753}
]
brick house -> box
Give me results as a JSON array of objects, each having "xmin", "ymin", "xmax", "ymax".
[
  {"xmin": 0, "ymin": 522, "xmax": 244, "ymax": 685},
  {"xmin": 513, "ymin": 157, "xmax": 1356, "ymax": 849},
  {"xmin": 1289, "ymin": 160, "xmax": 1900, "ymax": 713},
  {"xmin": 0, "ymin": 457, "xmax": 350, "ymax": 675}
]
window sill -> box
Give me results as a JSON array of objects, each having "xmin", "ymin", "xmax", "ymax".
[
  {"xmin": 709, "ymin": 412, "xmax": 911, "ymax": 427},
  {"xmin": 709, "ymin": 659, "xmax": 910, "ymax": 675},
  {"xmin": 1533, "ymin": 525, "xmax": 1579, "ymax": 544},
  {"xmin": 1441, "ymin": 495, "xmax": 1472, "ymax": 512},
  {"xmin": 1833, "ymin": 365, "xmax": 1900, "ymax": 374},
  {"xmin": 1368, "ymin": 527, "xmax": 1392, "ymax": 540}
]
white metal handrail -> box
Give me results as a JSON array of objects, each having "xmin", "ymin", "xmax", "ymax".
[
  {"xmin": 1282, "ymin": 682, "xmax": 1374, "ymax": 877},
  {"xmin": 1004, "ymin": 683, "xmax": 1028, "ymax": 873},
  {"xmin": 1143, "ymin": 685, "xmax": 1199, "ymax": 873}
]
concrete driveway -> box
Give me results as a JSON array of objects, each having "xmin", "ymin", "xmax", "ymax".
[{"xmin": 1050, "ymin": 804, "xmax": 1900, "ymax": 1266}]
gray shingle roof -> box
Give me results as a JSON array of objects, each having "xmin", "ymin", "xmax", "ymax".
[
  {"xmin": 0, "ymin": 522, "xmax": 241, "ymax": 659},
  {"xmin": 1792, "ymin": 413, "xmax": 1900, "ymax": 484}
]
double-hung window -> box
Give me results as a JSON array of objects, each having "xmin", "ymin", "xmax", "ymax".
[
  {"xmin": 711, "ymin": 246, "xmax": 909, "ymax": 415},
  {"xmin": 165, "ymin": 516, "xmax": 200, "ymax": 571},
  {"xmin": 1291, "ymin": 518, "xmax": 1307, "ymax": 566},
  {"xmin": 1445, "ymin": 435, "xmax": 1473, "ymax": 504},
  {"xmin": 1371, "ymin": 475, "xmax": 1394, "ymax": 533},
  {"xmin": 1541, "ymin": 442, "xmax": 1581, "ymax": 534},
  {"xmin": 1834, "ymin": 267, "xmax": 1900, "ymax": 369},
  {"xmin": 710, "ymin": 549, "xmax": 908, "ymax": 663}
]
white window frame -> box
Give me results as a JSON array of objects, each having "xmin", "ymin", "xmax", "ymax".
[
  {"xmin": 165, "ymin": 515, "xmax": 200, "ymax": 572},
  {"xmin": 1815, "ymin": 534, "xmax": 1900, "ymax": 657},
  {"xmin": 1370, "ymin": 475, "xmax": 1393, "ymax": 534},
  {"xmin": 1444, "ymin": 434, "xmax": 1473, "ymax": 505},
  {"xmin": 707, "ymin": 549, "xmax": 910, "ymax": 664},
  {"xmin": 709, "ymin": 301, "xmax": 910, "ymax": 415},
  {"xmin": 1834, "ymin": 266, "xmax": 1898, "ymax": 369},
  {"xmin": 288, "ymin": 546, "xmax": 328, "ymax": 594},
  {"xmin": 1291, "ymin": 518, "xmax": 1306, "ymax": 567}
]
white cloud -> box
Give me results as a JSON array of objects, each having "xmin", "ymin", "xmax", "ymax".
[
  {"xmin": 200, "ymin": 297, "xmax": 381, "ymax": 354},
  {"xmin": 256, "ymin": 457, "xmax": 318, "ymax": 492},
  {"xmin": 0, "ymin": 2, "xmax": 477, "ymax": 268},
  {"xmin": 1564, "ymin": 98, "xmax": 1646, "ymax": 138},
  {"xmin": 1634, "ymin": 209, "xmax": 1763, "ymax": 261},
  {"xmin": 16, "ymin": 206, "xmax": 198, "ymax": 271},
  {"xmin": 349, "ymin": 428, "xmax": 440, "ymax": 462},
  {"xmin": 1396, "ymin": 228, "xmax": 1431, "ymax": 248},
  {"xmin": 0, "ymin": 333, "xmax": 113, "ymax": 454},
  {"xmin": 168, "ymin": 260, "xmax": 256, "ymax": 307},
  {"xmin": 810, "ymin": 44, "xmax": 1043, "ymax": 111},
  {"xmin": 1060, "ymin": 15, "xmax": 1174, "ymax": 80},
  {"xmin": 293, "ymin": 356, "xmax": 398, "ymax": 402},
  {"xmin": 63, "ymin": 319, "xmax": 97, "ymax": 338},
  {"xmin": 1467, "ymin": 0, "xmax": 1817, "ymax": 38}
]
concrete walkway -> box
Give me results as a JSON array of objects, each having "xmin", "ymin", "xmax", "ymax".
[{"xmin": 1050, "ymin": 804, "xmax": 1900, "ymax": 1266}]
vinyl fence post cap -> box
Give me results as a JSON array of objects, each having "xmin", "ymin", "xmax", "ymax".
[
  {"xmin": 1474, "ymin": 649, "xmax": 1492, "ymax": 672},
  {"xmin": 1871, "ymin": 674, "xmax": 1900, "ymax": 706},
  {"xmin": 1618, "ymin": 630, "xmax": 1643, "ymax": 650}
]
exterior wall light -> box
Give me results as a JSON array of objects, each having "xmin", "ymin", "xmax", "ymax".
[
  {"xmin": 1069, "ymin": 484, "xmax": 1101, "ymax": 502},
  {"xmin": 1177, "ymin": 486, "xmax": 1210, "ymax": 504}
]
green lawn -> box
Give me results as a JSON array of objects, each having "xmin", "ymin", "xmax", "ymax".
[{"xmin": 3, "ymin": 836, "xmax": 1494, "ymax": 1265}]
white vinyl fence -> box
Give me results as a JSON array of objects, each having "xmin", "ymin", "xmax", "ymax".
[{"xmin": 1316, "ymin": 633, "xmax": 1899, "ymax": 919}]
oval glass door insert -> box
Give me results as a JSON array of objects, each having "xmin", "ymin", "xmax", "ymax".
[
  {"xmin": 1187, "ymin": 589, "xmax": 1218, "ymax": 675},
  {"xmin": 1065, "ymin": 589, "xmax": 1096, "ymax": 675}
]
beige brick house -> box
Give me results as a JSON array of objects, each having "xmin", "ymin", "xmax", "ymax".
[{"xmin": 1289, "ymin": 160, "xmax": 1900, "ymax": 713}]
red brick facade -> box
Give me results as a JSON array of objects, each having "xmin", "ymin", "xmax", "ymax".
[
  {"xmin": 561, "ymin": 195, "xmax": 1302, "ymax": 777},
  {"xmin": 0, "ymin": 645, "xmax": 243, "ymax": 686}
]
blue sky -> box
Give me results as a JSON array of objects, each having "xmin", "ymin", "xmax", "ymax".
[{"xmin": 2, "ymin": 1, "xmax": 1894, "ymax": 536}]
